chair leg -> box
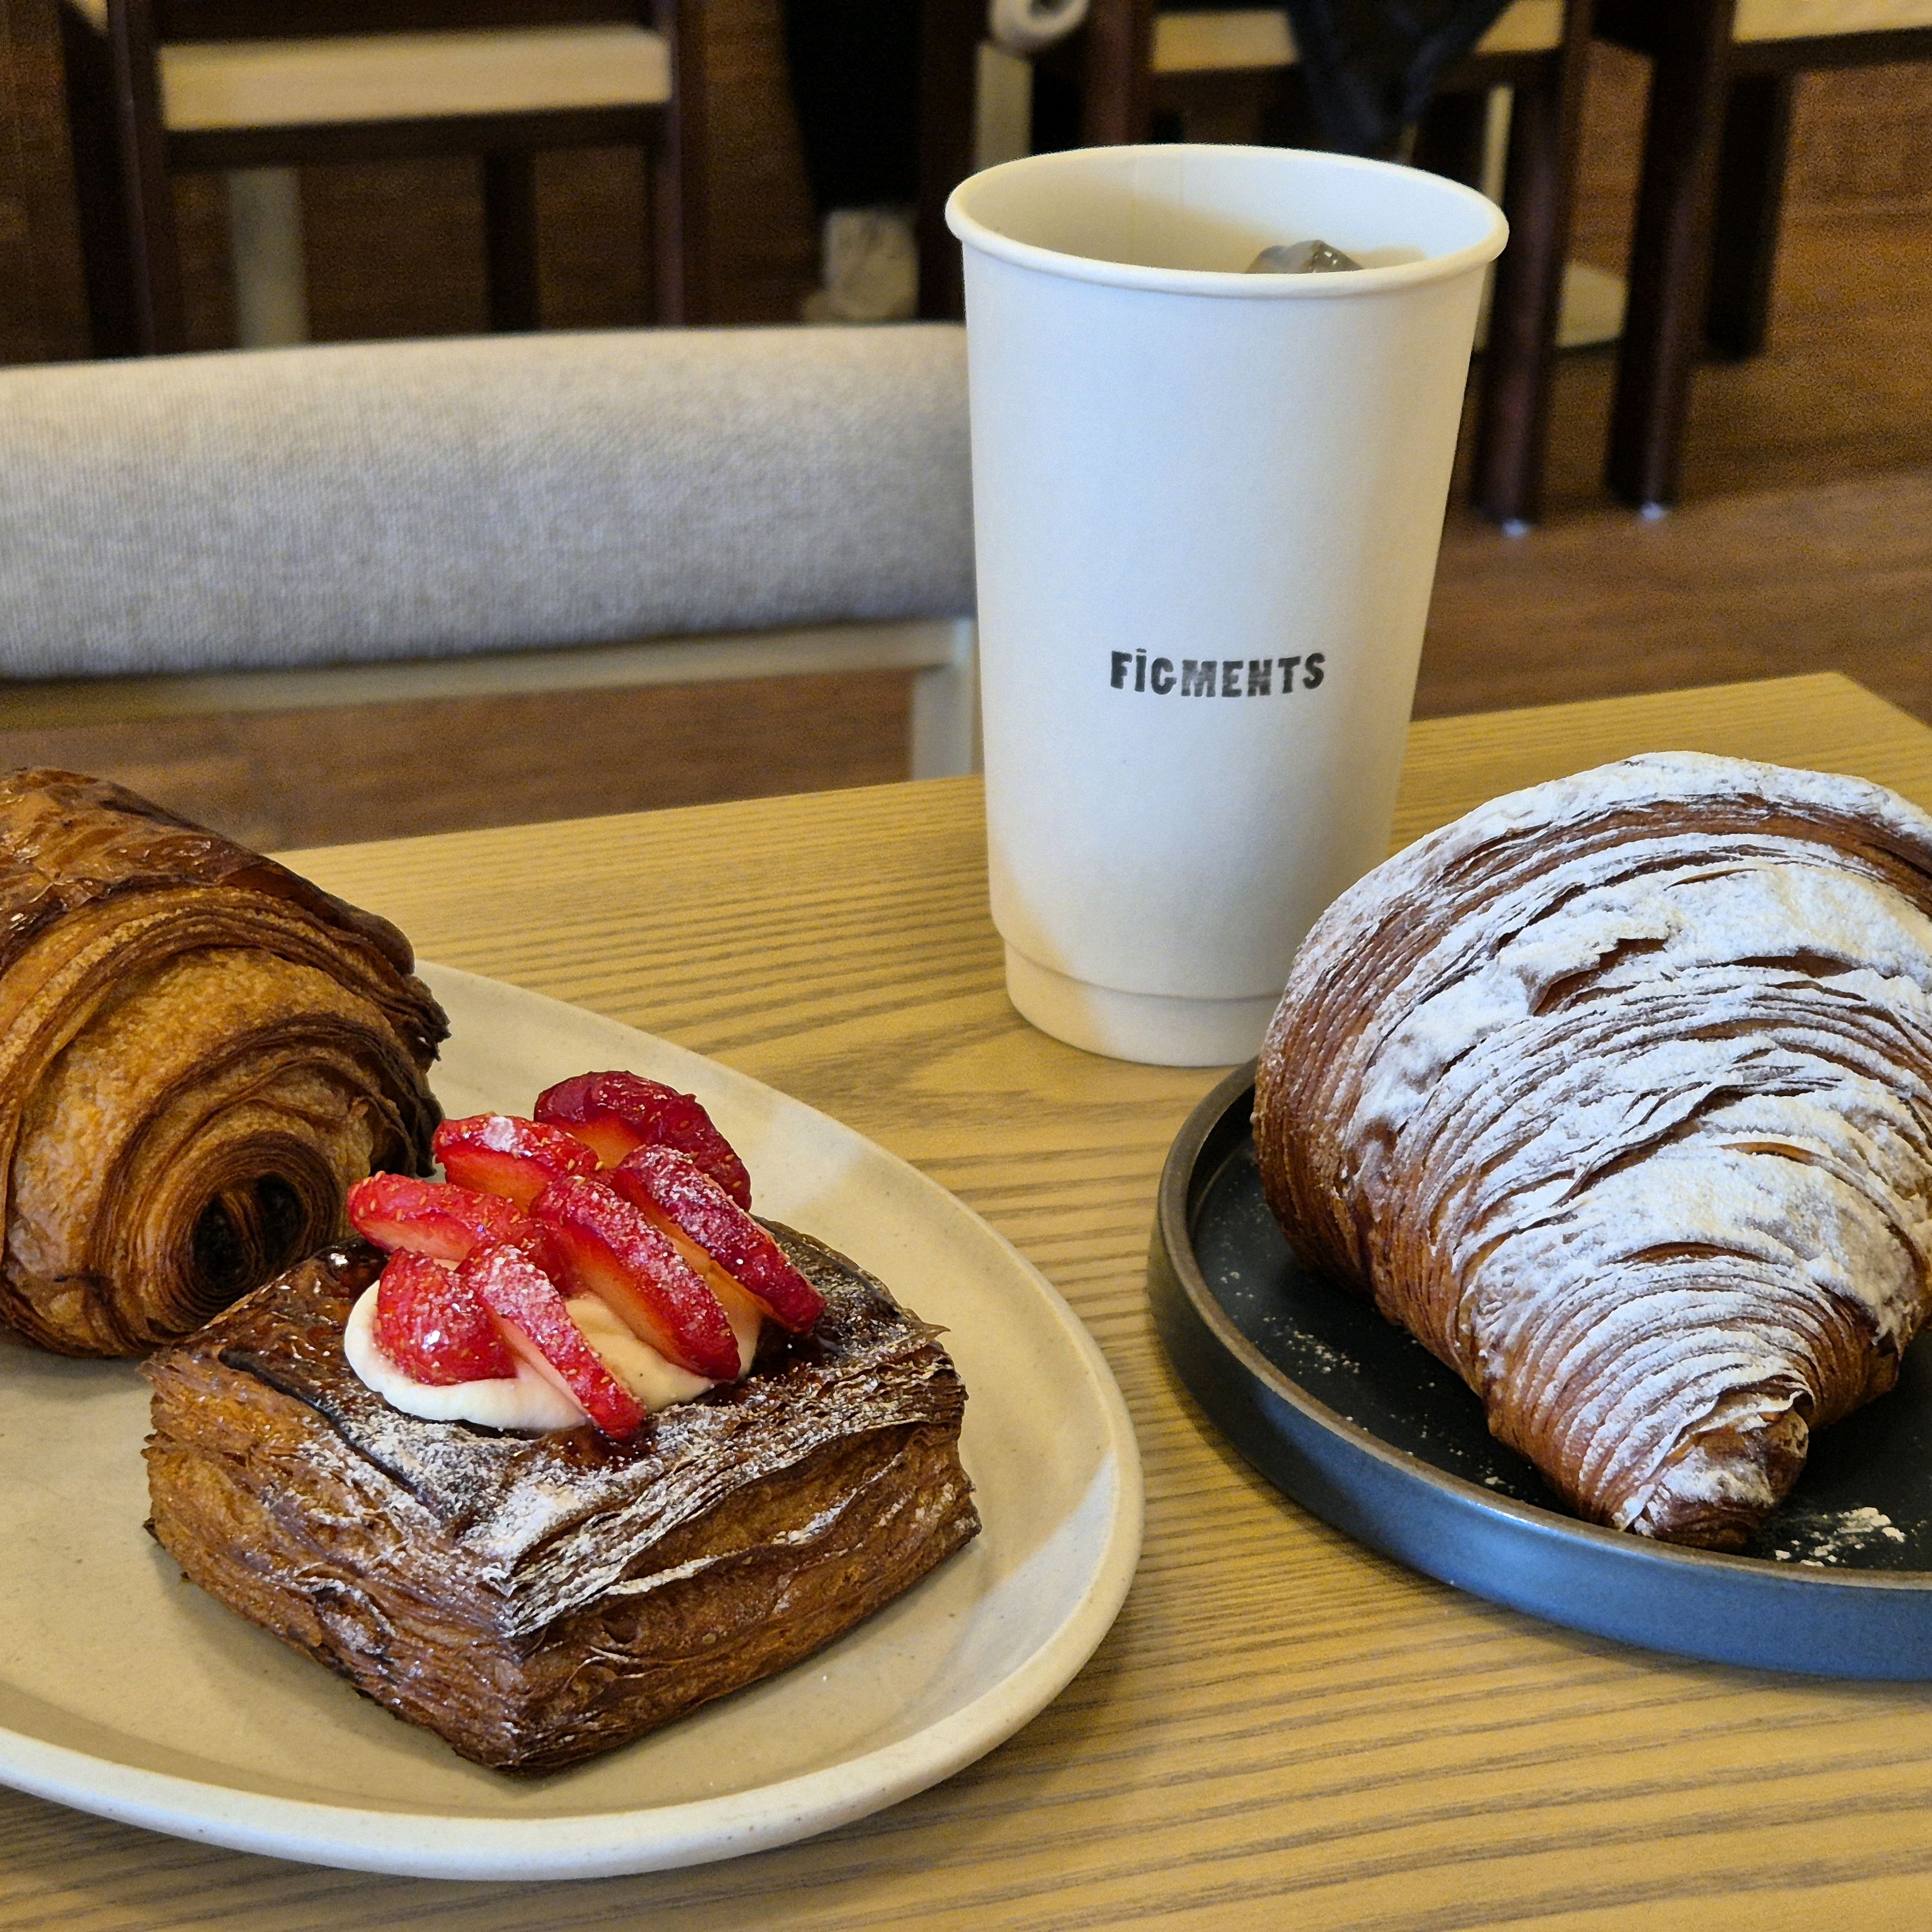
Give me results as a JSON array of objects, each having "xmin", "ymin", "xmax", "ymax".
[
  {"xmin": 58, "ymin": 0, "xmax": 184, "ymax": 355},
  {"xmin": 227, "ymin": 167, "xmax": 310, "ymax": 347},
  {"xmin": 1705, "ymin": 70, "xmax": 1793, "ymax": 359},
  {"xmin": 916, "ymin": 0, "xmax": 983, "ymax": 320},
  {"xmin": 1470, "ymin": 6, "xmax": 1593, "ymax": 528},
  {"xmin": 59, "ymin": 6, "xmax": 141, "ymax": 356},
  {"xmin": 1080, "ymin": 0, "xmax": 1157, "ymax": 146},
  {"xmin": 1606, "ymin": 0, "xmax": 1738, "ymax": 511},
  {"xmin": 482, "ymin": 151, "xmax": 542, "ymax": 333},
  {"xmin": 651, "ymin": 0, "xmax": 708, "ymax": 324}
]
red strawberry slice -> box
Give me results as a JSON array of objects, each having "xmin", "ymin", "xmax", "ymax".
[
  {"xmin": 531, "ymin": 1175, "xmax": 743, "ymax": 1381},
  {"xmin": 433, "ymin": 1113, "xmax": 599, "ymax": 1208},
  {"xmin": 374, "ymin": 1250, "xmax": 517, "ymax": 1385},
  {"xmin": 612, "ymin": 1146, "xmax": 824, "ymax": 1334},
  {"xmin": 459, "ymin": 1241, "xmax": 647, "ymax": 1441},
  {"xmin": 348, "ymin": 1173, "xmax": 535, "ymax": 1264},
  {"xmin": 533, "ymin": 1072, "xmax": 752, "ymax": 1209}
]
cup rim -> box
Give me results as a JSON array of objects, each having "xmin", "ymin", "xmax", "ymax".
[{"xmin": 945, "ymin": 144, "xmax": 1508, "ymax": 298}]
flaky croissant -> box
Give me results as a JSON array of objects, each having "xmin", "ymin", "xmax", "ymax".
[
  {"xmin": 0, "ymin": 770, "xmax": 445, "ymax": 1354},
  {"xmin": 1255, "ymin": 752, "xmax": 1932, "ymax": 1549}
]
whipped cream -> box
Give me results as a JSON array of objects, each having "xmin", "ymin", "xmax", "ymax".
[
  {"xmin": 343, "ymin": 1278, "xmax": 762, "ymax": 1433},
  {"xmin": 344, "ymin": 1286, "xmax": 582, "ymax": 1431}
]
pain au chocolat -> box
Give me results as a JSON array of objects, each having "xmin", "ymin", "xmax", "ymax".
[
  {"xmin": 144, "ymin": 1227, "xmax": 978, "ymax": 1772},
  {"xmin": 0, "ymin": 770, "xmax": 444, "ymax": 1354},
  {"xmin": 1256, "ymin": 753, "xmax": 1932, "ymax": 1550}
]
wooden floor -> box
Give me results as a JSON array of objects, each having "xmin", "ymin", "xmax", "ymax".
[{"xmin": 1, "ymin": 26, "xmax": 1929, "ymax": 848}]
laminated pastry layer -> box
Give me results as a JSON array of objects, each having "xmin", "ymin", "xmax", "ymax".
[
  {"xmin": 1255, "ymin": 752, "xmax": 1932, "ymax": 1549},
  {"xmin": 0, "ymin": 770, "xmax": 444, "ymax": 1352},
  {"xmin": 143, "ymin": 1230, "xmax": 979, "ymax": 1772}
]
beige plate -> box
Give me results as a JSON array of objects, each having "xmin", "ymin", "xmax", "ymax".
[{"xmin": 0, "ymin": 964, "xmax": 1143, "ymax": 1880}]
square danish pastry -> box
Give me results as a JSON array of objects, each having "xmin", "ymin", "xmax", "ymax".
[{"xmin": 142, "ymin": 1075, "xmax": 978, "ymax": 1772}]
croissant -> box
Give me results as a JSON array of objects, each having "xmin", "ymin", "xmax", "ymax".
[
  {"xmin": 0, "ymin": 769, "xmax": 446, "ymax": 1355},
  {"xmin": 1255, "ymin": 752, "xmax": 1932, "ymax": 1549}
]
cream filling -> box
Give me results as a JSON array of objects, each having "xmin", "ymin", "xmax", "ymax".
[
  {"xmin": 343, "ymin": 1278, "xmax": 762, "ymax": 1432},
  {"xmin": 344, "ymin": 1286, "xmax": 583, "ymax": 1431}
]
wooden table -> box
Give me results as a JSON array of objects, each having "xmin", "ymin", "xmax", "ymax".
[{"xmin": 11, "ymin": 672, "xmax": 1932, "ymax": 1929}]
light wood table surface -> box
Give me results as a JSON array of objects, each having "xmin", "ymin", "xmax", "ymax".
[{"xmin": 10, "ymin": 672, "xmax": 1932, "ymax": 1931}]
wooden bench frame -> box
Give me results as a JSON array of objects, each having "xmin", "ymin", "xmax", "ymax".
[{"xmin": 0, "ymin": 617, "xmax": 983, "ymax": 783}]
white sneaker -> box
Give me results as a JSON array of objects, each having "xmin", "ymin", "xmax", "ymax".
[{"xmin": 802, "ymin": 207, "xmax": 919, "ymax": 324}]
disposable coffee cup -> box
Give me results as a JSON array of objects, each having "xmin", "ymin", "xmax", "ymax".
[{"xmin": 947, "ymin": 145, "xmax": 1506, "ymax": 1066}]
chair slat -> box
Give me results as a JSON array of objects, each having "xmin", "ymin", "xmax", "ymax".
[{"xmin": 158, "ymin": 24, "xmax": 670, "ymax": 133}]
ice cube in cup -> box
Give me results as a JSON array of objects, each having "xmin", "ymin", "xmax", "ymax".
[{"xmin": 1247, "ymin": 239, "xmax": 1362, "ymax": 274}]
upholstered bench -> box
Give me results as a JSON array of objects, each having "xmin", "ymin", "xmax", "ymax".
[{"xmin": 0, "ymin": 323, "xmax": 980, "ymax": 777}]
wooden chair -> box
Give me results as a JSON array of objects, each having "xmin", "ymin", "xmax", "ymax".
[
  {"xmin": 918, "ymin": 0, "xmax": 1596, "ymax": 528},
  {"xmin": 1597, "ymin": 0, "xmax": 1932, "ymax": 510},
  {"xmin": 56, "ymin": 0, "xmax": 707, "ymax": 357}
]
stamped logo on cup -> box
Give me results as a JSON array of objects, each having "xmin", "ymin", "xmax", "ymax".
[{"xmin": 1109, "ymin": 651, "xmax": 1325, "ymax": 697}]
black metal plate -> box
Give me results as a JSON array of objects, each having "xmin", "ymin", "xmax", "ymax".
[{"xmin": 1148, "ymin": 1063, "xmax": 1932, "ymax": 1676}]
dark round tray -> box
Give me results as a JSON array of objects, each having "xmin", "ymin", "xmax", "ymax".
[{"xmin": 1148, "ymin": 1062, "xmax": 1932, "ymax": 1678}]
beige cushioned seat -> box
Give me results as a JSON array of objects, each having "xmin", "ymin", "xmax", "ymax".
[
  {"xmin": 1151, "ymin": 1, "xmax": 1561, "ymax": 74},
  {"xmin": 1146, "ymin": 0, "xmax": 1932, "ymax": 76},
  {"xmin": 59, "ymin": 7, "xmax": 671, "ymax": 128},
  {"xmin": 159, "ymin": 26, "xmax": 671, "ymax": 132},
  {"xmin": 1732, "ymin": 0, "xmax": 1932, "ymax": 36}
]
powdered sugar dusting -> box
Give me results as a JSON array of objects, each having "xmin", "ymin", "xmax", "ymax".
[
  {"xmin": 1260, "ymin": 752, "xmax": 1932, "ymax": 1546},
  {"xmin": 1769, "ymin": 1504, "xmax": 1910, "ymax": 1566}
]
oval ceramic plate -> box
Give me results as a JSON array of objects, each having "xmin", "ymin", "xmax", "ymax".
[
  {"xmin": 0, "ymin": 964, "xmax": 1142, "ymax": 1880},
  {"xmin": 1149, "ymin": 1063, "xmax": 1932, "ymax": 1679}
]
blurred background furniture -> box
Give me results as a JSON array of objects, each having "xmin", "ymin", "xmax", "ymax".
[
  {"xmin": 0, "ymin": 325, "xmax": 978, "ymax": 826},
  {"xmin": 920, "ymin": 0, "xmax": 1597, "ymax": 526},
  {"xmin": 57, "ymin": 0, "xmax": 708, "ymax": 357},
  {"xmin": 6, "ymin": 0, "xmax": 1931, "ymax": 838},
  {"xmin": 1599, "ymin": 0, "xmax": 1932, "ymax": 511}
]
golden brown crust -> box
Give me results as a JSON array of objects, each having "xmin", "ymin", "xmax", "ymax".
[
  {"xmin": 0, "ymin": 769, "xmax": 445, "ymax": 1353},
  {"xmin": 1257, "ymin": 753, "xmax": 1932, "ymax": 1549},
  {"xmin": 143, "ymin": 1229, "xmax": 979, "ymax": 1772}
]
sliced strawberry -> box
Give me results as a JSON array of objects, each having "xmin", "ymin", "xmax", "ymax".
[
  {"xmin": 347, "ymin": 1172, "xmax": 535, "ymax": 1264},
  {"xmin": 433, "ymin": 1113, "xmax": 599, "ymax": 1208},
  {"xmin": 459, "ymin": 1241, "xmax": 647, "ymax": 1441},
  {"xmin": 533, "ymin": 1072, "xmax": 753, "ymax": 1209},
  {"xmin": 531, "ymin": 1175, "xmax": 742, "ymax": 1381},
  {"xmin": 612, "ymin": 1146, "xmax": 824, "ymax": 1334},
  {"xmin": 374, "ymin": 1250, "xmax": 517, "ymax": 1385}
]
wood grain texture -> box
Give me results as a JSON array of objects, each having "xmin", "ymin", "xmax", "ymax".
[
  {"xmin": 1, "ymin": 676, "xmax": 1931, "ymax": 1926},
  {"xmin": 0, "ymin": 669, "xmax": 912, "ymax": 851}
]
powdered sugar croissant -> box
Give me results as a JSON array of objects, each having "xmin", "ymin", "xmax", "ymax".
[{"xmin": 1255, "ymin": 752, "xmax": 1932, "ymax": 1549}]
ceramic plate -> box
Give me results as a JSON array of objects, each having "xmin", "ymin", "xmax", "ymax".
[{"xmin": 0, "ymin": 964, "xmax": 1142, "ymax": 1880}]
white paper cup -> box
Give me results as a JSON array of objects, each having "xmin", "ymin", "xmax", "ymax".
[{"xmin": 947, "ymin": 145, "xmax": 1506, "ymax": 1066}]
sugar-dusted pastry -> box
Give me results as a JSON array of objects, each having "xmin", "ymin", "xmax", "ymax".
[
  {"xmin": 1256, "ymin": 753, "xmax": 1932, "ymax": 1549},
  {"xmin": 0, "ymin": 768, "xmax": 444, "ymax": 1354},
  {"xmin": 144, "ymin": 1075, "xmax": 978, "ymax": 1772}
]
